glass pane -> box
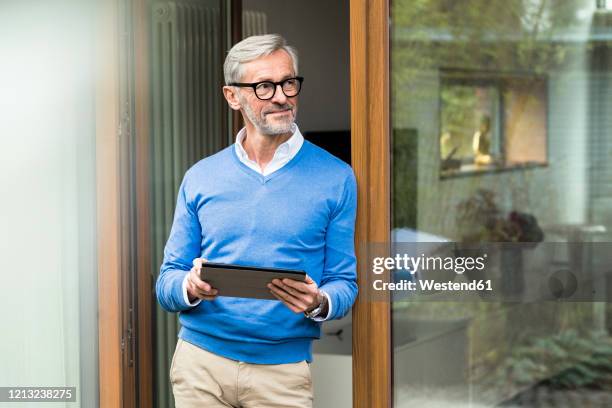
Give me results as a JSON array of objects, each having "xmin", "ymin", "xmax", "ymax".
[
  {"xmin": 0, "ymin": 1, "xmax": 99, "ymax": 406},
  {"xmin": 391, "ymin": 0, "xmax": 612, "ymax": 406}
]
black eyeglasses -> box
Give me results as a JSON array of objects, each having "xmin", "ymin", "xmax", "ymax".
[{"xmin": 230, "ymin": 76, "xmax": 304, "ymax": 100}]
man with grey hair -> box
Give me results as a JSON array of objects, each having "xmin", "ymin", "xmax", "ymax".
[{"xmin": 156, "ymin": 34, "xmax": 357, "ymax": 408}]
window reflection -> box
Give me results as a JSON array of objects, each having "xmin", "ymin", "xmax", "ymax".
[
  {"xmin": 391, "ymin": 0, "xmax": 612, "ymax": 406},
  {"xmin": 440, "ymin": 72, "xmax": 548, "ymax": 177}
]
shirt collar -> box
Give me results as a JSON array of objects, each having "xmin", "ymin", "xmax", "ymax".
[{"xmin": 234, "ymin": 123, "xmax": 304, "ymax": 163}]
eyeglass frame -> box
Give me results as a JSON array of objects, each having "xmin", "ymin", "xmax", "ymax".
[{"xmin": 229, "ymin": 76, "xmax": 304, "ymax": 100}]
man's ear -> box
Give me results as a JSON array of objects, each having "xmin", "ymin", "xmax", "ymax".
[{"xmin": 223, "ymin": 86, "xmax": 242, "ymax": 111}]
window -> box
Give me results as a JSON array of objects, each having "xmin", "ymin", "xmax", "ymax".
[{"xmin": 439, "ymin": 71, "xmax": 548, "ymax": 177}]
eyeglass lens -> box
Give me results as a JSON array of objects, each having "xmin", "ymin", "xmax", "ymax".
[{"xmin": 255, "ymin": 78, "xmax": 301, "ymax": 99}]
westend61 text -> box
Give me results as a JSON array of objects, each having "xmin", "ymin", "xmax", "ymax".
[{"xmin": 373, "ymin": 279, "xmax": 493, "ymax": 292}]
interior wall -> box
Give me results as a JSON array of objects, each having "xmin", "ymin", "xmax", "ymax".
[{"xmin": 242, "ymin": 0, "xmax": 350, "ymax": 133}]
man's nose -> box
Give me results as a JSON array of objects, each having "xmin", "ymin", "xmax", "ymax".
[{"xmin": 270, "ymin": 84, "xmax": 288, "ymax": 104}]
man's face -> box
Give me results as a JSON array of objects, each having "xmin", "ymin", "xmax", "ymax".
[{"xmin": 236, "ymin": 49, "xmax": 298, "ymax": 136}]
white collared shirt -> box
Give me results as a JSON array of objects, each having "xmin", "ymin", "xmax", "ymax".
[
  {"xmin": 182, "ymin": 123, "xmax": 332, "ymax": 321},
  {"xmin": 234, "ymin": 123, "xmax": 304, "ymax": 176}
]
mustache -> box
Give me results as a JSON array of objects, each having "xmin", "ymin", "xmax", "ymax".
[{"xmin": 262, "ymin": 105, "xmax": 294, "ymax": 115}]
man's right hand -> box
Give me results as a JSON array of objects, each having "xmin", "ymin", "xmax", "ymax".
[{"xmin": 186, "ymin": 258, "xmax": 218, "ymax": 303}]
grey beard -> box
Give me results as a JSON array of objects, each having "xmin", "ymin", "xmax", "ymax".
[{"xmin": 242, "ymin": 100, "xmax": 297, "ymax": 136}]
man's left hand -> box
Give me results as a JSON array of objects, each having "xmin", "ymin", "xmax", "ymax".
[{"xmin": 268, "ymin": 275, "xmax": 324, "ymax": 314}]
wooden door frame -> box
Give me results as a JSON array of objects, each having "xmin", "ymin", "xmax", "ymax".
[
  {"xmin": 95, "ymin": 0, "xmax": 124, "ymax": 406},
  {"xmin": 96, "ymin": 0, "xmax": 155, "ymax": 406},
  {"xmin": 350, "ymin": 0, "xmax": 392, "ymax": 407},
  {"xmin": 133, "ymin": 0, "xmax": 154, "ymax": 406}
]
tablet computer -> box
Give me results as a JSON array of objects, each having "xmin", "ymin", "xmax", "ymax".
[{"xmin": 200, "ymin": 262, "xmax": 306, "ymax": 300}]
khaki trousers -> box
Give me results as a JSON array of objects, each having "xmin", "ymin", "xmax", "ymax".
[{"xmin": 170, "ymin": 339, "xmax": 314, "ymax": 408}]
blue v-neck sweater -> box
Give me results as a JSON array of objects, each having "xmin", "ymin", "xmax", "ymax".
[{"xmin": 156, "ymin": 141, "xmax": 358, "ymax": 364}]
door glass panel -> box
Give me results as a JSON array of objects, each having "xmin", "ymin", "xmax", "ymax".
[
  {"xmin": 0, "ymin": 1, "xmax": 99, "ymax": 406},
  {"xmin": 391, "ymin": 1, "xmax": 612, "ymax": 406}
]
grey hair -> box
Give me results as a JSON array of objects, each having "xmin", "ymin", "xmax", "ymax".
[{"xmin": 223, "ymin": 34, "xmax": 298, "ymax": 85}]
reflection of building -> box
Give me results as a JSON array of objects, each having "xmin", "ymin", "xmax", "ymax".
[
  {"xmin": 391, "ymin": 2, "xmax": 612, "ymax": 407},
  {"xmin": 394, "ymin": 4, "xmax": 612, "ymax": 241},
  {"xmin": 438, "ymin": 72, "xmax": 549, "ymax": 175}
]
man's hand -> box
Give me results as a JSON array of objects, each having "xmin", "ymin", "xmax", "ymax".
[
  {"xmin": 186, "ymin": 258, "xmax": 218, "ymax": 303},
  {"xmin": 267, "ymin": 275, "xmax": 325, "ymax": 314}
]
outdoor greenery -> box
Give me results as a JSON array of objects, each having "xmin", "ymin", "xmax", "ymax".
[
  {"xmin": 487, "ymin": 329, "xmax": 612, "ymax": 395},
  {"xmin": 393, "ymin": 128, "xmax": 418, "ymax": 228},
  {"xmin": 392, "ymin": 300, "xmax": 607, "ymax": 402},
  {"xmin": 439, "ymin": 83, "xmax": 488, "ymax": 161},
  {"xmin": 392, "ymin": 0, "xmax": 592, "ymax": 84}
]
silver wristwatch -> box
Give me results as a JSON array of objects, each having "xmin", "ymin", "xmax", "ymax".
[{"xmin": 304, "ymin": 293, "xmax": 328, "ymax": 319}]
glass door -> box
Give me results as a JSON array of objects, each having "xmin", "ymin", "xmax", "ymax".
[
  {"xmin": 390, "ymin": 0, "xmax": 612, "ymax": 406},
  {"xmin": 0, "ymin": 0, "xmax": 99, "ymax": 406}
]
